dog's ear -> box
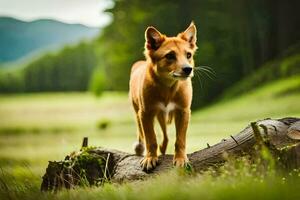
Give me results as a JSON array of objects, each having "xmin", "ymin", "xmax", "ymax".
[
  {"xmin": 179, "ymin": 22, "xmax": 197, "ymax": 49},
  {"xmin": 145, "ymin": 26, "xmax": 164, "ymax": 51}
]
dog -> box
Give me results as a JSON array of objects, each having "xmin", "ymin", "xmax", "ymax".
[{"xmin": 129, "ymin": 22, "xmax": 197, "ymax": 171}]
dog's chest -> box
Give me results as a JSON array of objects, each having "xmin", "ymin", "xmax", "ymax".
[{"xmin": 157, "ymin": 102, "xmax": 177, "ymax": 113}]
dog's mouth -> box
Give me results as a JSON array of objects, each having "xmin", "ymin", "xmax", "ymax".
[{"xmin": 172, "ymin": 72, "xmax": 192, "ymax": 80}]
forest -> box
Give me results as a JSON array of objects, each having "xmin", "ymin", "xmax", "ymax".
[{"xmin": 0, "ymin": 0, "xmax": 299, "ymax": 109}]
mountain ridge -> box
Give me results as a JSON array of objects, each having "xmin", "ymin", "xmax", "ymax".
[{"xmin": 0, "ymin": 16, "xmax": 99, "ymax": 63}]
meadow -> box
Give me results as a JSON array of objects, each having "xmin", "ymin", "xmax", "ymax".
[{"xmin": 0, "ymin": 75, "xmax": 299, "ymax": 199}]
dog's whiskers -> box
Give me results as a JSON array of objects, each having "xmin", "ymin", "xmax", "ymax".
[
  {"xmin": 194, "ymin": 66, "xmax": 216, "ymax": 80},
  {"xmin": 195, "ymin": 66, "xmax": 216, "ymax": 75},
  {"xmin": 193, "ymin": 70, "xmax": 204, "ymax": 92}
]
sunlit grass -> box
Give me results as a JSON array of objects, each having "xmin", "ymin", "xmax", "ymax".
[
  {"xmin": 193, "ymin": 75, "xmax": 300, "ymax": 122},
  {"xmin": 0, "ymin": 91, "xmax": 131, "ymax": 129}
]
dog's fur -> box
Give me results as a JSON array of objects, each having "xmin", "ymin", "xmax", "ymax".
[{"xmin": 129, "ymin": 22, "xmax": 197, "ymax": 171}]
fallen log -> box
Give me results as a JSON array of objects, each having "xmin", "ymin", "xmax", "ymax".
[{"xmin": 41, "ymin": 117, "xmax": 300, "ymax": 191}]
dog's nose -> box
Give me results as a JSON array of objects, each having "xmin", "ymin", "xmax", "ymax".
[{"xmin": 182, "ymin": 66, "xmax": 193, "ymax": 75}]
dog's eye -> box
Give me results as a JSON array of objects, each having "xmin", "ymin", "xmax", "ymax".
[
  {"xmin": 186, "ymin": 52, "xmax": 192, "ymax": 59},
  {"xmin": 165, "ymin": 52, "xmax": 176, "ymax": 60}
]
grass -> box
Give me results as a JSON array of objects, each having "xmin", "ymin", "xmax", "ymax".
[
  {"xmin": 2, "ymin": 159, "xmax": 300, "ymax": 200},
  {"xmin": 0, "ymin": 75, "xmax": 299, "ymax": 199}
]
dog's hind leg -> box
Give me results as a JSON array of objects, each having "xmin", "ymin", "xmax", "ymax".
[
  {"xmin": 132, "ymin": 102, "xmax": 145, "ymax": 156},
  {"xmin": 157, "ymin": 111, "xmax": 168, "ymax": 155},
  {"xmin": 133, "ymin": 114, "xmax": 145, "ymax": 156}
]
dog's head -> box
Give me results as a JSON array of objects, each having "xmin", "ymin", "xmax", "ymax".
[{"xmin": 144, "ymin": 22, "xmax": 197, "ymax": 80}]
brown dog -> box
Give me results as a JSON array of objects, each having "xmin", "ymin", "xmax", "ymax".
[{"xmin": 129, "ymin": 22, "xmax": 197, "ymax": 171}]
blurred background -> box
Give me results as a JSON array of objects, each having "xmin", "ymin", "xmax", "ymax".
[{"xmin": 0, "ymin": 0, "xmax": 299, "ymax": 184}]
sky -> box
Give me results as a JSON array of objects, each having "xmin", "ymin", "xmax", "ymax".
[{"xmin": 0, "ymin": 0, "xmax": 113, "ymax": 27}]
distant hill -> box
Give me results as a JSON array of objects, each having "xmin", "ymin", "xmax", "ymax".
[{"xmin": 0, "ymin": 17, "xmax": 99, "ymax": 62}]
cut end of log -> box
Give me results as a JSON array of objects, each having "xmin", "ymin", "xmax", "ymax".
[
  {"xmin": 287, "ymin": 130, "xmax": 300, "ymax": 140},
  {"xmin": 287, "ymin": 121, "xmax": 300, "ymax": 140}
]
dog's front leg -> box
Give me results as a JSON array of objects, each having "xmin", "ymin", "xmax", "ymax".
[
  {"xmin": 174, "ymin": 108, "xmax": 190, "ymax": 167},
  {"xmin": 139, "ymin": 110, "xmax": 158, "ymax": 171}
]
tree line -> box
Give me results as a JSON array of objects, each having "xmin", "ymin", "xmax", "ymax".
[{"xmin": 0, "ymin": 42, "xmax": 97, "ymax": 93}]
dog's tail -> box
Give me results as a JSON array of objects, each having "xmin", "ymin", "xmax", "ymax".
[{"xmin": 133, "ymin": 141, "xmax": 145, "ymax": 156}]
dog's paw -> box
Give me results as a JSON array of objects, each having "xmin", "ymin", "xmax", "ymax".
[
  {"xmin": 140, "ymin": 156, "xmax": 158, "ymax": 172},
  {"xmin": 173, "ymin": 156, "xmax": 189, "ymax": 167}
]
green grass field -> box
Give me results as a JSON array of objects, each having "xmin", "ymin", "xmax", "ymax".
[{"xmin": 0, "ymin": 75, "xmax": 299, "ymax": 199}]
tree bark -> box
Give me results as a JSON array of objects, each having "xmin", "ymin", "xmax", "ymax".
[{"xmin": 41, "ymin": 117, "xmax": 300, "ymax": 191}]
